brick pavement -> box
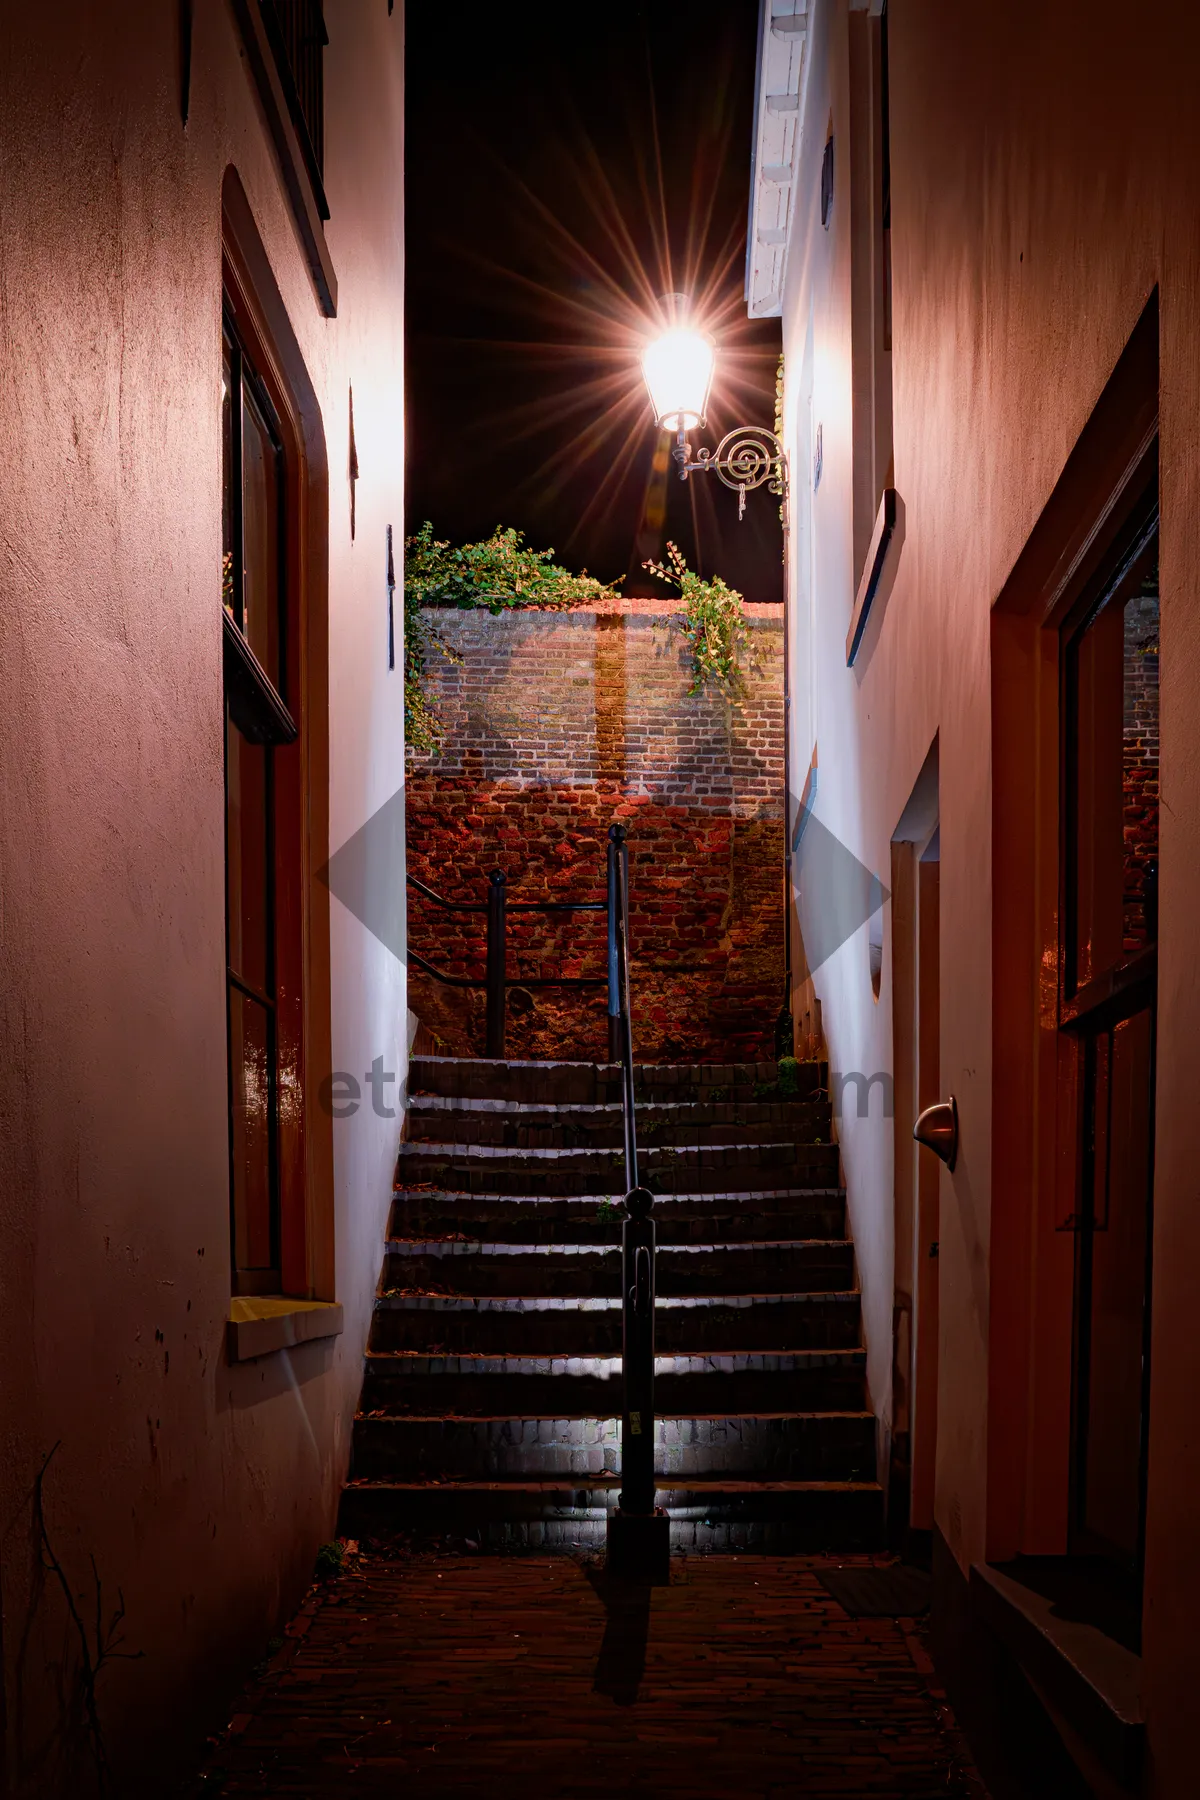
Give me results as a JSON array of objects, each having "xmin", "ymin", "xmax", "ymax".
[{"xmin": 188, "ymin": 1552, "xmax": 988, "ymax": 1798}]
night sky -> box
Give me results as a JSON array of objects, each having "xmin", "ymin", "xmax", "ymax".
[{"xmin": 404, "ymin": 2, "xmax": 784, "ymax": 601}]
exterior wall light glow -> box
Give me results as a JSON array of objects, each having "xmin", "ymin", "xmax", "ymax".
[
  {"xmin": 641, "ymin": 327, "xmax": 715, "ymax": 432},
  {"xmin": 640, "ymin": 312, "xmax": 787, "ymax": 522}
]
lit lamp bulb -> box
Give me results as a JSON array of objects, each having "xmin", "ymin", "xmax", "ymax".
[{"xmin": 641, "ymin": 327, "xmax": 715, "ymax": 434}]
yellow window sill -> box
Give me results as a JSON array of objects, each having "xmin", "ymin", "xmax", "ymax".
[{"xmin": 227, "ymin": 1296, "xmax": 344, "ymax": 1362}]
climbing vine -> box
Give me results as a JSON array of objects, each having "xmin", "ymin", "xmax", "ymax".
[
  {"xmin": 404, "ymin": 521, "xmax": 621, "ymax": 614},
  {"xmin": 642, "ymin": 541, "xmax": 749, "ymax": 696},
  {"xmin": 403, "ymin": 581, "xmax": 459, "ymax": 756},
  {"xmin": 402, "ymin": 523, "xmax": 752, "ymax": 745}
]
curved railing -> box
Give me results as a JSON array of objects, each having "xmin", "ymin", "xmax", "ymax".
[{"xmin": 406, "ymin": 868, "xmax": 608, "ymax": 1059}]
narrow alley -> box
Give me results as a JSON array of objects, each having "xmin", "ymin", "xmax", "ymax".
[{"xmin": 3, "ymin": 3, "xmax": 1198, "ymax": 1798}]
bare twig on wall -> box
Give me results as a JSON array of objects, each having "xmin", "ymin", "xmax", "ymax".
[{"xmin": 34, "ymin": 1443, "xmax": 143, "ymax": 1796}]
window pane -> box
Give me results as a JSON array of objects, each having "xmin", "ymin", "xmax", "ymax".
[
  {"xmin": 229, "ymin": 986, "xmax": 275, "ymax": 1274},
  {"xmin": 242, "ymin": 384, "xmax": 283, "ymax": 692},
  {"xmin": 222, "ymin": 334, "xmax": 237, "ymax": 625},
  {"xmin": 225, "ymin": 710, "xmax": 271, "ymax": 995},
  {"xmin": 1069, "ymin": 534, "xmax": 1159, "ymax": 989}
]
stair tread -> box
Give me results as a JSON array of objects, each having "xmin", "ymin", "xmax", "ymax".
[
  {"xmin": 344, "ymin": 1476, "xmax": 881, "ymax": 1492},
  {"xmin": 376, "ymin": 1289, "xmax": 861, "ymax": 1309},
  {"xmin": 392, "ymin": 1187, "xmax": 846, "ymax": 1206},
  {"xmin": 408, "ymin": 1099, "xmax": 822, "ymax": 1117},
  {"xmin": 356, "ymin": 1054, "xmax": 873, "ymax": 1546},
  {"xmin": 397, "ymin": 1146, "xmax": 825, "ymax": 1168},
  {"xmin": 355, "ymin": 1409, "xmax": 875, "ymax": 1423},
  {"xmin": 359, "ymin": 1368, "xmax": 866, "ymax": 1416},
  {"xmin": 381, "ymin": 1248, "xmax": 855, "ymax": 1301},
  {"xmin": 364, "ymin": 1347, "xmax": 865, "ymax": 1363},
  {"xmin": 384, "ymin": 1238, "xmax": 850, "ymax": 1253}
]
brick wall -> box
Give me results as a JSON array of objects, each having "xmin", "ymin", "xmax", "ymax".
[{"xmin": 406, "ymin": 599, "xmax": 785, "ymax": 1061}]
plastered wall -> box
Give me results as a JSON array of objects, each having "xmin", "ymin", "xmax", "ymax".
[
  {"xmin": 0, "ymin": 4, "xmax": 405, "ymax": 1792},
  {"xmin": 777, "ymin": 3, "xmax": 1200, "ymax": 1788}
]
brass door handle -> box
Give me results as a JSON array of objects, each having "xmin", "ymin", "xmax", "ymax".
[{"xmin": 914, "ymin": 1095, "xmax": 958, "ymax": 1172}]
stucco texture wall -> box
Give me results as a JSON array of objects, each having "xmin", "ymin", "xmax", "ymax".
[
  {"xmin": 406, "ymin": 601, "xmax": 785, "ymax": 1062},
  {"xmin": 0, "ymin": 4, "xmax": 404, "ymax": 1794},
  {"xmin": 778, "ymin": 2, "xmax": 1200, "ymax": 1790}
]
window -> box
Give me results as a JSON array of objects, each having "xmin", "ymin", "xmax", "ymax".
[
  {"xmin": 1061, "ymin": 471, "xmax": 1158, "ymax": 1588},
  {"xmin": 1064, "ymin": 505, "xmax": 1160, "ymax": 997},
  {"xmin": 261, "ymin": 0, "xmax": 327, "ymax": 195},
  {"xmin": 222, "ymin": 303, "xmax": 302, "ymax": 1296},
  {"xmin": 229, "ymin": 0, "xmax": 336, "ymax": 314}
]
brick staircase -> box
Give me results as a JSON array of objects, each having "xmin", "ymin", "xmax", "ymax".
[{"xmin": 340, "ymin": 1055, "xmax": 883, "ymax": 1552}]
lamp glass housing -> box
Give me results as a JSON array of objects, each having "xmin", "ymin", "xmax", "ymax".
[{"xmin": 641, "ymin": 327, "xmax": 715, "ymax": 432}]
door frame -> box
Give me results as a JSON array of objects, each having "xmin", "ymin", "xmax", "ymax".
[{"xmin": 988, "ymin": 294, "xmax": 1158, "ymax": 1562}]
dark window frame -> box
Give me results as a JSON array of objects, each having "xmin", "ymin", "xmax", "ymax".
[
  {"xmin": 1059, "ymin": 474, "xmax": 1159, "ymax": 1028},
  {"xmin": 260, "ymin": 0, "xmax": 328, "ymax": 205},
  {"xmin": 230, "ymin": 0, "xmax": 337, "ymax": 315},
  {"xmin": 222, "ymin": 295, "xmax": 305, "ymax": 1298},
  {"xmin": 1057, "ymin": 452, "xmax": 1159, "ymax": 1597}
]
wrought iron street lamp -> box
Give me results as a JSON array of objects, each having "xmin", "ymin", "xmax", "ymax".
[{"xmin": 640, "ymin": 307, "xmax": 788, "ymax": 520}]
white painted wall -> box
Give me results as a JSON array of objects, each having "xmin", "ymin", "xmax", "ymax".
[
  {"xmin": 0, "ymin": 4, "xmax": 406, "ymax": 1792},
  {"xmin": 758, "ymin": 3, "xmax": 1200, "ymax": 1790}
]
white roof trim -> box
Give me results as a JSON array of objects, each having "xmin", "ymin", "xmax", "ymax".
[{"xmin": 745, "ymin": 0, "xmax": 809, "ymax": 318}]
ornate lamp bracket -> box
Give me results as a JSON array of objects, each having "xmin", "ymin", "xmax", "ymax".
[{"xmin": 673, "ymin": 424, "xmax": 789, "ymax": 523}]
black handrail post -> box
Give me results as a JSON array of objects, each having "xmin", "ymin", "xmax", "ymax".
[
  {"xmin": 617, "ymin": 828, "xmax": 637, "ymax": 1187},
  {"xmin": 606, "ymin": 824, "xmax": 669, "ymax": 1586},
  {"xmin": 618, "ymin": 1187, "xmax": 657, "ymax": 1518},
  {"xmin": 485, "ymin": 868, "xmax": 507, "ymax": 1059},
  {"xmin": 606, "ymin": 826, "xmax": 622, "ymax": 1064}
]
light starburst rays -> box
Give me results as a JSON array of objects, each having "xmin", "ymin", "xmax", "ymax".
[{"xmin": 414, "ymin": 33, "xmax": 779, "ymax": 569}]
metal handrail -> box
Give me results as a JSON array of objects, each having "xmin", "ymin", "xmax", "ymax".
[
  {"xmin": 610, "ymin": 825, "xmax": 638, "ymax": 1191},
  {"xmin": 408, "ymin": 871, "xmax": 606, "ymax": 917},
  {"xmin": 608, "ymin": 823, "xmax": 658, "ymax": 1539},
  {"xmin": 407, "ymin": 873, "xmax": 487, "ymax": 914},
  {"xmin": 408, "ymin": 858, "xmax": 714, "ymax": 1065},
  {"xmin": 411, "ymin": 836, "xmax": 663, "ymax": 1573},
  {"xmin": 406, "ymin": 866, "xmax": 612, "ymax": 1058}
]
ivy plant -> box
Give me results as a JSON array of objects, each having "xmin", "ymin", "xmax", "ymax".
[
  {"xmin": 405, "ymin": 520, "xmax": 622, "ymax": 614},
  {"xmin": 403, "ymin": 580, "xmax": 459, "ymax": 756},
  {"xmin": 403, "ymin": 522, "xmax": 622, "ymax": 754},
  {"xmin": 642, "ymin": 541, "xmax": 749, "ymax": 696}
]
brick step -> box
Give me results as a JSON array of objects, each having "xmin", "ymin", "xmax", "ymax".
[
  {"xmin": 338, "ymin": 1478, "xmax": 883, "ymax": 1552},
  {"xmin": 350, "ymin": 1053, "xmax": 874, "ymax": 1558},
  {"xmin": 359, "ymin": 1363, "xmax": 867, "ymax": 1418},
  {"xmin": 381, "ymin": 1243, "xmax": 856, "ymax": 1300},
  {"xmin": 395, "ymin": 1143, "xmax": 841, "ymax": 1196},
  {"xmin": 350, "ymin": 1412, "xmax": 877, "ymax": 1483},
  {"xmin": 406, "ymin": 1097, "xmax": 832, "ymax": 1149},
  {"xmin": 388, "ymin": 1191, "xmax": 846, "ymax": 1246},
  {"xmin": 365, "ymin": 1347, "xmax": 864, "ymax": 1375},
  {"xmin": 369, "ymin": 1292, "xmax": 864, "ymax": 1356},
  {"xmin": 409, "ymin": 1056, "xmax": 827, "ymax": 1107}
]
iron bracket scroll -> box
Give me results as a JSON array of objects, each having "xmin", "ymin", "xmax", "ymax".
[{"xmin": 672, "ymin": 424, "xmax": 789, "ymax": 521}]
